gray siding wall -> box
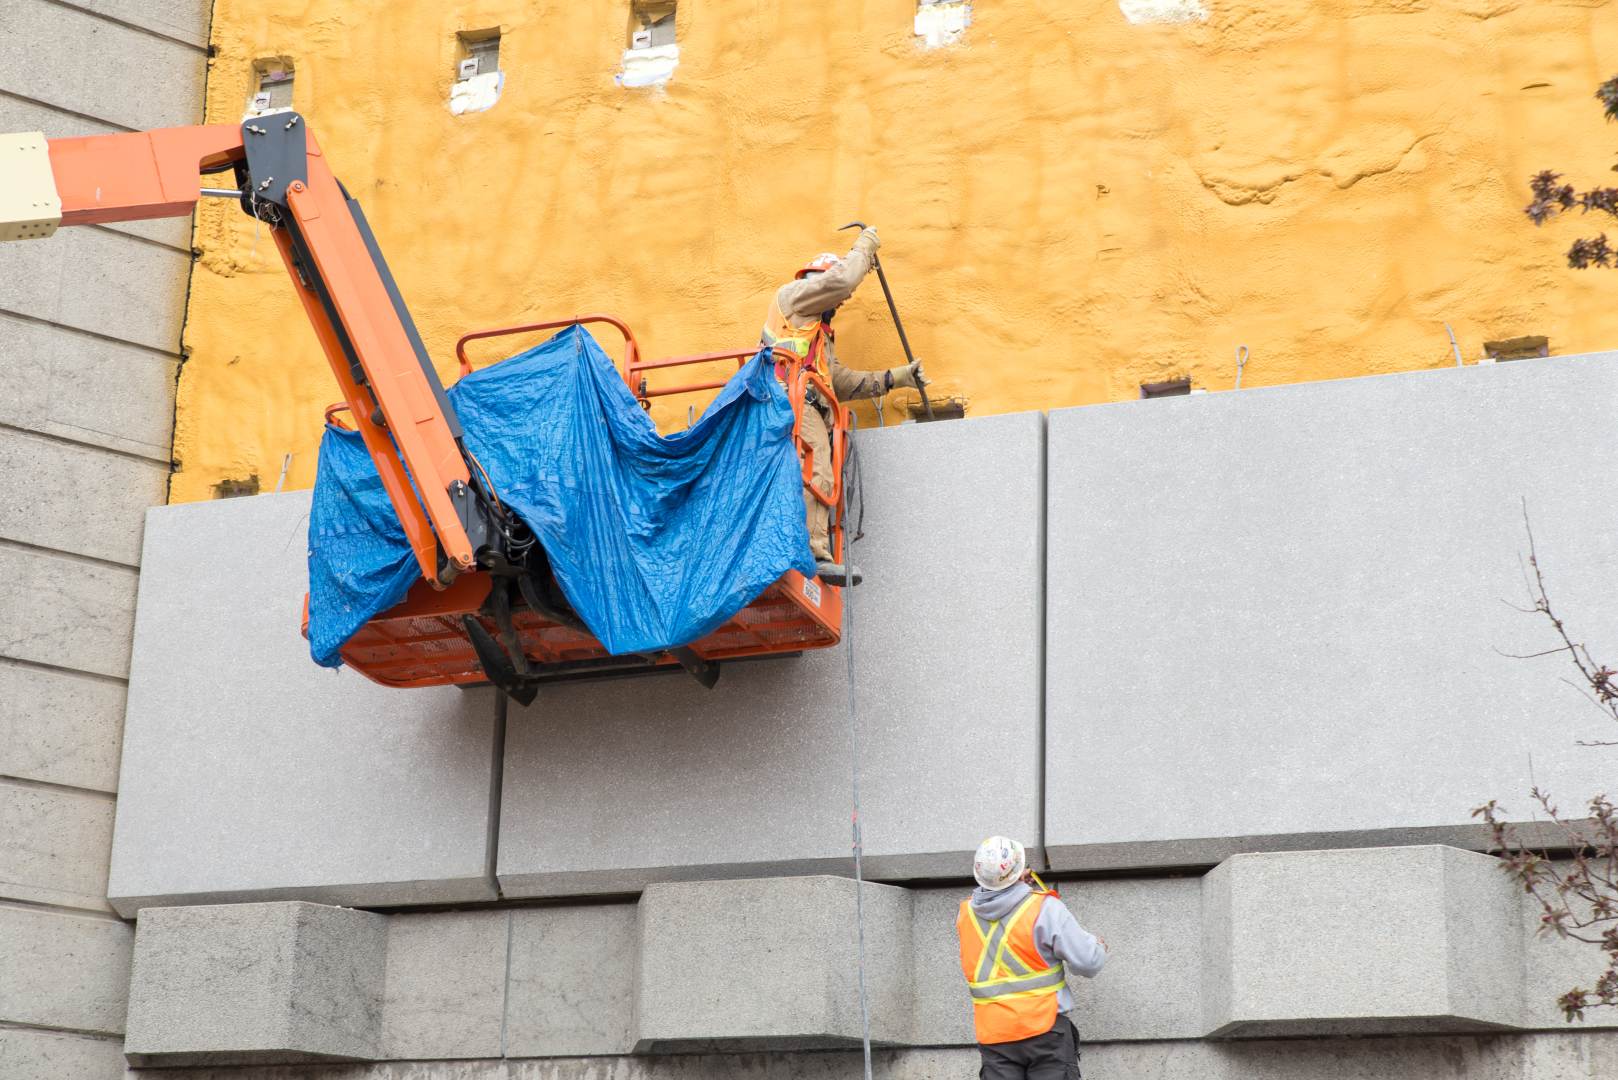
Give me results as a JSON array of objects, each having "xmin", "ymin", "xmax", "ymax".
[{"xmin": 0, "ymin": 2, "xmax": 208, "ymax": 1075}]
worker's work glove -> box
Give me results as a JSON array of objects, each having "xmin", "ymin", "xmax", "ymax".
[
  {"xmin": 887, "ymin": 360, "xmax": 928, "ymax": 391},
  {"xmin": 852, "ymin": 226, "xmax": 880, "ymax": 258}
]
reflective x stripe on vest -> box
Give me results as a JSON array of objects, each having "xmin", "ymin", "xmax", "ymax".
[
  {"xmin": 761, "ymin": 296, "xmax": 826, "ymax": 367},
  {"xmin": 957, "ymin": 892, "xmax": 1065, "ymax": 1044}
]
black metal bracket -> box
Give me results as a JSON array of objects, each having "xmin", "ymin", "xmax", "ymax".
[{"xmin": 240, "ymin": 113, "xmax": 308, "ymax": 209}]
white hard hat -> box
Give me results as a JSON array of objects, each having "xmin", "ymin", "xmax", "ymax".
[
  {"xmin": 796, "ymin": 252, "xmax": 842, "ymax": 279},
  {"xmin": 973, "ymin": 835, "xmax": 1027, "ymax": 891}
]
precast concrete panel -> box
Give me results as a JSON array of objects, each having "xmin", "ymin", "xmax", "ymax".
[
  {"xmin": 0, "ymin": 781, "xmax": 115, "ymax": 911},
  {"xmin": 124, "ymin": 902, "xmax": 387, "ymax": 1067},
  {"xmin": 1, "ymin": 314, "xmax": 178, "ymax": 461},
  {"xmin": 107, "ymin": 493, "xmax": 499, "ymax": 915},
  {"xmin": 0, "ymin": 1027, "xmax": 126, "ymax": 1080},
  {"xmin": 0, "ymin": 226, "xmax": 191, "ymax": 353},
  {"xmin": 0, "ymin": 660, "xmax": 126, "ymax": 792},
  {"xmin": 379, "ymin": 911, "xmax": 507, "ymax": 1061},
  {"xmin": 633, "ymin": 876, "xmax": 913, "ymax": 1053},
  {"xmin": 0, "ymin": 427, "xmax": 167, "ymax": 566},
  {"xmin": 907, "ymin": 877, "xmax": 1201, "ymax": 1046},
  {"xmin": 0, "ymin": 544, "xmax": 137, "ymax": 678},
  {"xmin": 505, "ymin": 904, "xmax": 638, "ymax": 1058},
  {"xmin": 1046, "ymin": 355, "xmax": 1618, "ymax": 870},
  {"xmin": 0, "ymin": 0, "xmax": 207, "ymax": 131},
  {"xmin": 1201, "ymin": 846, "xmax": 1522, "ymax": 1037},
  {"xmin": 66, "ymin": 0, "xmax": 213, "ymax": 47},
  {"xmin": 95, "ymin": 1032, "xmax": 1618, "ymax": 1079},
  {"xmin": 0, "ymin": 904, "xmax": 132, "ymax": 1035},
  {"xmin": 498, "ymin": 413, "xmax": 1045, "ymax": 897}
]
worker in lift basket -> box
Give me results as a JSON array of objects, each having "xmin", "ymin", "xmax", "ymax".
[
  {"xmin": 762, "ymin": 225, "xmax": 927, "ymax": 587},
  {"xmin": 958, "ymin": 836, "xmax": 1108, "ymax": 1080}
]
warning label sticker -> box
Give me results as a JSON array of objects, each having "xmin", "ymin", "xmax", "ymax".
[{"xmin": 802, "ymin": 577, "xmax": 823, "ymax": 607}]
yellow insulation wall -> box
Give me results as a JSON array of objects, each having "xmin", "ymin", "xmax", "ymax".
[{"xmin": 175, "ymin": 0, "xmax": 1618, "ymax": 501}]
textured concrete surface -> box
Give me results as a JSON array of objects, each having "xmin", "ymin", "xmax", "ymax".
[
  {"xmin": 500, "ymin": 413, "xmax": 1044, "ymax": 897},
  {"xmin": 2, "ymin": 313, "xmax": 179, "ymax": 462},
  {"xmin": 0, "ymin": 544, "xmax": 139, "ymax": 679},
  {"xmin": 108, "ymin": 492, "xmax": 499, "ymax": 915},
  {"xmin": 0, "ymin": 780, "xmax": 116, "ymax": 911},
  {"xmin": 0, "ymin": 0, "xmax": 207, "ymax": 131},
  {"xmin": 70, "ymin": 0, "xmax": 213, "ymax": 47},
  {"xmin": 1047, "ymin": 355, "xmax": 1618, "ymax": 871},
  {"xmin": 634, "ymin": 876, "xmax": 913, "ymax": 1053},
  {"xmin": 125, "ymin": 902, "xmax": 388, "ymax": 1067},
  {"xmin": 1519, "ymin": 860, "xmax": 1618, "ymax": 1031},
  {"xmin": 0, "ymin": 427, "xmax": 167, "ymax": 566},
  {"xmin": 0, "ymin": 903, "xmax": 132, "ymax": 1035},
  {"xmin": 380, "ymin": 911, "xmax": 506, "ymax": 1061},
  {"xmin": 0, "ymin": 659, "xmax": 126, "ymax": 792},
  {"xmin": 0, "ymin": 225, "xmax": 191, "ymax": 353},
  {"xmin": 106, "ymin": 1032, "xmax": 1618, "ymax": 1079},
  {"xmin": 1202, "ymin": 846, "xmax": 1522, "ymax": 1037},
  {"xmin": 505, "ymin": 903, "xmax": 638, "ymax": 1058},
  {"xmin": 0, "ymin": 1027, "xmax": 125, "ymax": 1080},
  {"xmin": 908, "ymin": 877, "xmax": 1199, "ymax": 1046},
  {"xmin": 0, "ymin": 2, "xmax": 203, "ymax": 1069}
]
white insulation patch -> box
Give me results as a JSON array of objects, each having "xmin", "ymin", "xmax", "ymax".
[
  {"xmin": 619, "ymin": 44, "xmax": 680, "ymax": 89},
  {"xmin": 449, "ymin": 71, "xmax": 503, "ymax": 115},
  {"xmin": 1119, "ymin": 0, "xmax": 1208, "ymax": 23},
  {"xmin": 915, "ymin": 1, "xmax": 971, "ymax": 49}
]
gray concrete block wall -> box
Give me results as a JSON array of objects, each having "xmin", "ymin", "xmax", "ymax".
[
  {"xmin": 96, "ymin": 1033, "xmax": 1618, "ymax": 1080},
  {"xmin": 1045, "ymin": 353, "xmax": 1618, "ymax": 872},
  {"xmin": 0, "ymin": 2, "xmax": 207, "ymax": 1076},
  {"xmin": 109, "ymin": 494, "xmax": 501, "ymax": 916},
  {"xmin": 505, "ymin": 904, "xmax": 638, "ymax": 1057},
  {"xmin": 124, "ymin": 903, "xmax": 388, "ymax": 1067},
  {"xmin": 633, "ymin": 876, "xmax": 913, "ymax": 1053},
  {"xmin": 1202, "ymin": 846, "xmax": 1523, "ymax": 1037},
  {"xmin": 498, "ymin": 412, "xmax": 1046, "ymax": 898}
]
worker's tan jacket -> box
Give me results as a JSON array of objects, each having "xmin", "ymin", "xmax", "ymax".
[{"xmin": 771, "ymin": 244, "xmax": 888, "ymax": 402}]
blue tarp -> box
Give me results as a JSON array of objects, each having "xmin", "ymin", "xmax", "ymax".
[{"xmin": 306, "ymin": 324, "xmax": 815, "ymax": 667}]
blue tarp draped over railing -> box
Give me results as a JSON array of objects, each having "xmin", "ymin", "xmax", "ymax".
[{"xmin": 306, "ymin": 324, "xmax": 815, "ymax": 667}]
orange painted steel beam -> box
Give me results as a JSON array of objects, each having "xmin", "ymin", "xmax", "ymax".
[
  {"xmin": 48, "ymin": 124, "xmax": 243, "ymax": 225},
  {"xmin": 39, "ymin": 121, "xmax": 475, "ymax": 587}
]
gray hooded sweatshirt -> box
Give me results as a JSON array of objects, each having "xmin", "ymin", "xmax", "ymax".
[{"xmin": 969, "ymin": 882, "xmax": 1108, "ymax": 1014}]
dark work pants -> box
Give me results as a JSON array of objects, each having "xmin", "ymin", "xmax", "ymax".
[{"xmin": 978, "ymin": 1017, "xmax": 1081, "ymax": 1080}]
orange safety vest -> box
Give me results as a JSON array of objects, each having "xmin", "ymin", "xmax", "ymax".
[
  {"xmin": 761, "ymin": 294, "xmax": 830, "ymax": 373},
  {"xmin": 956, "ymin": 891, "xmax": 1066, "ymax": 1045}
]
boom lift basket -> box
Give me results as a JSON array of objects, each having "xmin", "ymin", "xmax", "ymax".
[
  {"xmin": 310, "ymin": 316, "xmax": 851, "ymax": 696},
  {"xmin": 3, "ymin": 116, "xmax": 850, "ymax": 703}
]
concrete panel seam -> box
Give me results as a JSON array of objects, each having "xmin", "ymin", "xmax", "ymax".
[
  {"xmin": 0, "ymin": 307, "xmax": 184, "ymax": 360},
  {"xmin": 0, "ymin": 89, "xmax": 138, "ymax": 135},
  {"xmin": 499, "ymin": 908, "xmax": 513, "ymax": 1059},
  {"xmin": 0, "ymin": 654, "xmax": 128, "ymax": 687},
  {"xmin": 0, "ymin": 535, "xmax": 139, "ymax": 574},
  {"xmin": 1035, "ymin": 409, "xmax": 1049, "ymax": 870},
  {"xmin": 87, "ymin": 220, "xmax": 191, "ymax": 256},
  {"xmin": 486, "ymin": 695, "xmax": 507, "ymax": 898},
  {"xmin": 0, "ymin": 419, "xmax": 173, "ymax": 469},
  {"xmin": 32, "ymin": 0, "xmax": 209, "ymax": 53},
  {"xmin": 0, "ymin": 774, "xmax": 117, "ymax": 803},
  {"xmin": 0, "ymin": 898, "xmax": 126, "ymax": 924}
]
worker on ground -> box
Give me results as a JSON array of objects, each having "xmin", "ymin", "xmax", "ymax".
[
  {"xmin": 958, "ymin": 836, "xmax": 1108, "ymax": 1080},
  {"xmin": 762, "ymin": 226, "xmax": 928, "ymax": 586}
]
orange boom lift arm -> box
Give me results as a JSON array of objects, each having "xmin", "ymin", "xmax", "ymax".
[
  {"xmin": 29, "ymin": 119, "xmax": 489, "ymax": 588},
  {"xmin": 1, "ymin": 117, "xmax": 847, "ymax": 703}
]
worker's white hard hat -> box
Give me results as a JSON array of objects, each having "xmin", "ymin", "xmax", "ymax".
[
  {"xmin": 796, "ymin": 252, "xmax": 842, "ymax": 279},
  {"xmin": 973, "ymin": 835, "xmax": 1027, "ymax": 891}
]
